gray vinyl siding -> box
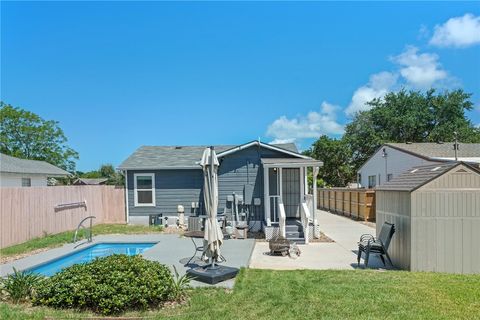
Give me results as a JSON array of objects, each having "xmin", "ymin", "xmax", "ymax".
[
  {"xmin": 127, "ymin": 146, "xmax": 296, "ymax": 221},
  {"xmin": 127, "ymin": 169, "xmax": 203, "ymax": 216},
  {"xmin": 217, "ymin": 146, "xmax": 292, "ymax": 221}
]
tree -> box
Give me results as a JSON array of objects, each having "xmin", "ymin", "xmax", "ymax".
[
  {"xmin": 0, "ymin": 102, "xmax": 79, "ymax": 171},
  {"xmin": 305, "ymin": 135, "xmax": 355, "ymax": 187},
  {"xmin": 343, "ymin": 89, "xmax": 480, "ymax": 170},
  {"xmin": 79, "ymin": 164, "xmax": 124, "ymax": 186},
  {"xmin": 100, "ymin": 164, "xmax": 115, "ymax": 178}
]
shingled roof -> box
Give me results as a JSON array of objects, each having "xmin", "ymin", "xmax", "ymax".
[
  {"xmin": 118, "ymin": 141, "xmax": 301, "ymax": 170},
  {"xmin": 386, "ymin": 142, "xmax": 480, "ymax": 160},
  {"xmin": 0, "ymin": 153, "xmax": 70, "ymax": 176},
  {"xmin": 375, "ymin": 162, "xmax": 478, "ymax": 192}
]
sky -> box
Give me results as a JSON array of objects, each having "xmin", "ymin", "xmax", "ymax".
[{"xmin": 2, "ymin": 1, "xmax": 480, "ymax": 171}]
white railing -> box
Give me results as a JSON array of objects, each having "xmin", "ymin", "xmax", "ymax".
[
  {"xmin": 301, "ymin": 202, "xmax": 311, "ymax": 244},
  {"xmin": 278, "ymin": 201, "xmax": 286, "ymax": 238}
]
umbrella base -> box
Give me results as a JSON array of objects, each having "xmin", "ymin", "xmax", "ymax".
[{"xmin": 187, "ymin": 265, "xmax": 239, "ymax": 284}]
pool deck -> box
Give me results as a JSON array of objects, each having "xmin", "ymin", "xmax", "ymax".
[{"xmin": 0, "ymin": 234, "xmax": 255, "ymax": 288}]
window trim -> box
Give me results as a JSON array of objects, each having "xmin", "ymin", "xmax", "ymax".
[
  {"xmin": 133, "ymin": 173, "xmax": 156, "ymax": 207},
  {"xmin": 22, "ymin": 177, "xmax": 32, "ymax": 187},
  {"xmin": 368, "ymin": 175, "xmax": 376, "ymax": 188}
]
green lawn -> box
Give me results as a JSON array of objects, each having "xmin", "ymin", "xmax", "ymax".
[
  {"xmin": 1, "ymin": 269, "xmax": 479, "ymax": 320},
  {"xmin": 0, "ymin": 224, "xmax": 163, "ymax": 257}
]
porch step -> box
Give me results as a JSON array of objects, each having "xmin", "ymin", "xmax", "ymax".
[
  {"xmin": 286, "ymin": 231, "xmax": 304, "ymax": 238},
  {"xmin": 287, "ymin": 237, "xmax": 305, "ymax": 245},
  {"xmin": 286, "ymin": 224, "xmax": 302, "ymax": 232}
]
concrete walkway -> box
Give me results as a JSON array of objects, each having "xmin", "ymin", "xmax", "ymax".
[{"xmin": 250, "ymin": 209, "xmax": 390, "ymax": 270}]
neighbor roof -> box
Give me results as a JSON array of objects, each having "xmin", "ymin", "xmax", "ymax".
[
  {"xmin": 118, "ymin": 141, "xmax": 303, "ymax": 170},
  {"xmin": 386, "ymin": 142, "xmax": 480, "ymax": 160},
  {"xmin": 74, "ymin": 178, "xmax": 108, "ymax": 185},
  {"xmin": 375, "ymin": 162, "xmax": 478, "ymax": 192},
  {"xmin": 0, "ymin": 153, "xmax": 70, "ymax": 176}
]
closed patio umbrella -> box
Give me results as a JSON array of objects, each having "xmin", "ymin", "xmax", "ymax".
[{"xmin": 200, "ymin": 146, "xmax": 223, "ymax": 266}]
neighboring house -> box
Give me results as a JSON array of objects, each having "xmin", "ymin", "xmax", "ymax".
[
  {"xmin": 0, "ymin": 153, "xmax": 70, "ymax": 187},
  {"xmin": 119, "ymin": 140, "xmax": 323, "ymax": 243},
  {"xmin": 73, "ymin": 178, "xmax": 108, "ymax": 185},
  {"xmin": 357, "ymin": 142, "xmax": 480, "ymax": 188}
]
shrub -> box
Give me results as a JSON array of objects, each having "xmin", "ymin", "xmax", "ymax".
[
  {"xmin": 0, "ymin": 268, "xmax": 44, "ymax": 303},
  {"xmin": 170, "ymin": 265, "xmax": 191, "ymax": 300},
  {"xmin": 34, "ymin": 254, "xmax": 175, "ymax": 315}
]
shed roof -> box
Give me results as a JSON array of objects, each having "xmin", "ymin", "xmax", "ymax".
[
  {"xmin": 0, "ymin": 153, "xmax": 70, "ymax": 176},
  {"xmin": 118, "ymin": 141, "xmax": 303, "ymax": 170},
  {"xmin": 375, "ymin": 162, "xmax": 479, "ymax": 192},
  {"xmin": 386, "ymin": 142, "xmax": 480, "ymax": 160}
]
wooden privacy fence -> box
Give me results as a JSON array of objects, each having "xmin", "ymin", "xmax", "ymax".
[
  {"xmin": 0, "ymin": 185, "xmax": 126, "ymax": 248},
  {"xmin": 317, "ymin": 188, "xmax": 376, "ymax": 221}
]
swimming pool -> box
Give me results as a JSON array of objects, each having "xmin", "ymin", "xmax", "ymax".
[{"xmin": 29, "ymin": 242, "xmax": 156, "ymax": 276}]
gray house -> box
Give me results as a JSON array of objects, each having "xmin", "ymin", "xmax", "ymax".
[
  {"xmin": 119, "ymin": 140, "xmax": 323, "ymax": 243},
  {"xmin": 358, "ymin": 142, "xmax": 480, "ymax": 188}
]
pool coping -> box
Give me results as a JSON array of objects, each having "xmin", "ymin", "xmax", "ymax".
[
  {"xmin": 24, "ymin": 241, "xmax": 160, "ymax": 275},
  {"xmin": 0, "ymin": 234, "xmax": 166, "ymax": 277}
]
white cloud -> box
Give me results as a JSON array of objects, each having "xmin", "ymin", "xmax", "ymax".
[
  {"xmin": 345, "ymin": 71, "xmax": 398, "ymax": 116},
  {"xmin": 430, "ymin": 13, "xmax": 480, "ymax": 48},
  {"xmin": 391, "ymin": 46, "xmax": 447, "ymax": 88},
  {"xmin": 269, "ymin": 138, "xmax": 295, "ymax": 145},
  {"xmin": 266, "ymin": 102, "xmax": 344, "ymax": 142}
]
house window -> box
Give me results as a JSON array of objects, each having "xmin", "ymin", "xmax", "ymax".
[
  {"xmin": 368, "ymin": 175, "xmax": 376, "ymax": 188},
  {"xmin": 134, "ymin": 173, "xmax": 155, "ymax": 206},
  {"xmin": 22, "ymin": 178, "xmax": 31, "ymax": 187},
  {"xmin": 387, "ymin": 174, "xmax": 393, "ymax": 182}
]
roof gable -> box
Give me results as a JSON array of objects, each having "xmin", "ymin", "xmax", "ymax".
[{"xmin": 118, "ymin": 141, "xmax": 307, "ymax": 170}]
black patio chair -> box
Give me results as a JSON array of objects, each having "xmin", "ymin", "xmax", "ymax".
[
  {"xmin": 185, "ymin": 236, "xmax": 227, "ymax": 266},
  {"xmin": 357, "ymin": 222, "xmax": 395, "ymax": 268},
  {"xmin": 185, "ymin": 236, "xmax": 205, "ymax": 266}
]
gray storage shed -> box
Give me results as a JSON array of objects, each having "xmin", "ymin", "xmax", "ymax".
[{"xmin": 376, "ymin": 162, "xmax": 480, "ymax": 274}]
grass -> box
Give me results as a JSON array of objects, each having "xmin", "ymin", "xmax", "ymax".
[
  {"xmin": 0, "ymin": 224, "xmax": 164, "ymax": 257},
  {"xmin": 1, "ymin": 269, "xmax": 479, "ymax": 319}
]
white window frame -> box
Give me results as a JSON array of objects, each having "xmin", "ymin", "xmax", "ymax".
[
  {"xmin": 368, "ymin": 175, "xmax": 376, "ymax": 188},
  {"xmin": 134, "ymin": 173, "xmax": 156, "ymax": 207},
  {"xmin": 22, "ymin": 177, "xmax": 32, "ymax": 187}
]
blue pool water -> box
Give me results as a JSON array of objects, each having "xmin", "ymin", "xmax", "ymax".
[{"xmin": 29, "ymin": 243, "xmax": 156, "ymax": 276}]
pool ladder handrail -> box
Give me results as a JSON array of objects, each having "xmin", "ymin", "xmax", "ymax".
[{"xmin": 73, "ymin": 216, "xmax": 96, "ymax": 245}]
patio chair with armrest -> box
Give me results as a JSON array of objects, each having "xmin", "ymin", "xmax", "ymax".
[
  {"xmin": 357, "ymin": 222, "xmax": 395, "ymax": 268},
  {"xmin": 185, "ymin": 233, "xmax": 227, "ymax": 267},
  {"xmin": 185, "ymin": 236, "xmax": 205, "ymax": 266}
]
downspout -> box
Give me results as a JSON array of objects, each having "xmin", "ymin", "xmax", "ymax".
[{"xmin": 124, "ymin": 170, "xmax": 129, "ymax": 224}]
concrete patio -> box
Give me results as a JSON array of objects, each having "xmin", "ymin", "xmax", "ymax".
[
  {"xmin": 249, "ymin": 209, "xmax": 391, "ymax": 270},
  {"xmin": 0, "ymin": 234, "xmax": 255, "ymax": 288}
]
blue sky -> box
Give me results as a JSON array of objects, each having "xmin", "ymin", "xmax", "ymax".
[{"xmin": 2, "ymin": 1, "xmax": 479, "ymax": 171}]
